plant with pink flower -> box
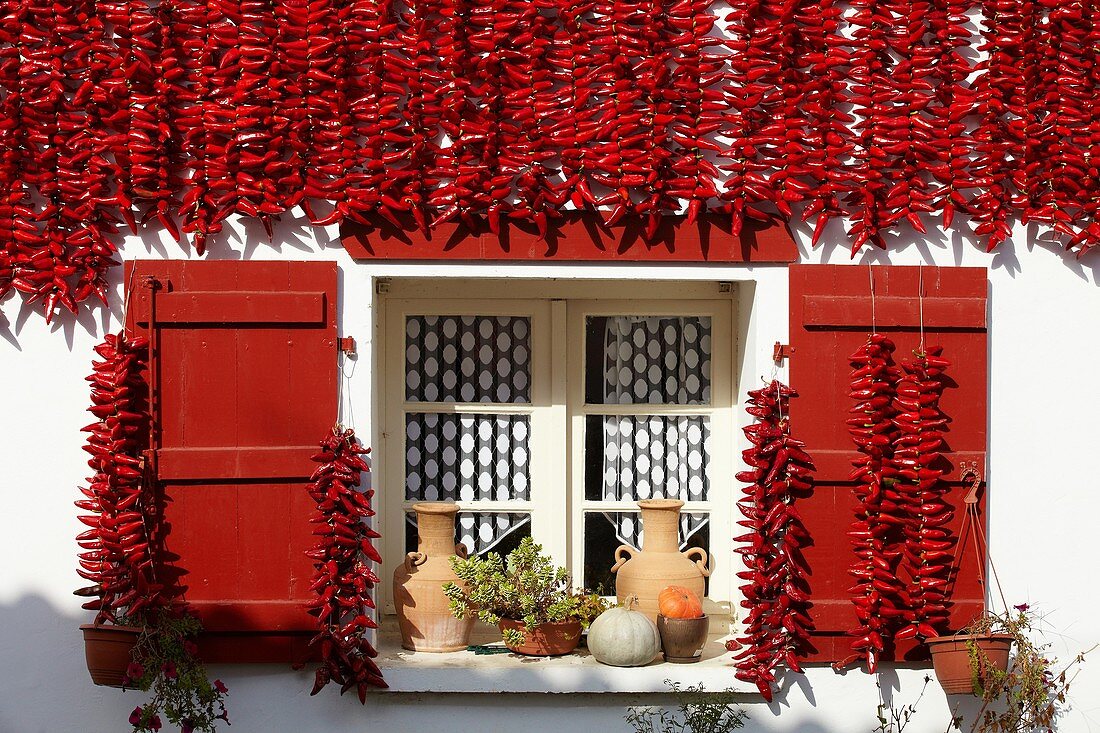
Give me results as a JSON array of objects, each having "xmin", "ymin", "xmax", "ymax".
[{"xmin": 124, "ymin": 611, "xmax": 229, "ymax": 733}]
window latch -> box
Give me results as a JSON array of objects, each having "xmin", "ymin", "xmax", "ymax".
[
  {"xmin": 339, "ymin": 337, "xmax": 357, "ymax": 356},
  {"xmin": 772, "ymin": 342, "xmax": 793, "ymax": 364}
]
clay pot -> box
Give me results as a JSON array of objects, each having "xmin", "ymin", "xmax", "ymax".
[
  {"xmin": 80, "ymin": 624, "xmax": 142, "ymax": 687},
  {"xmin": 498, "ymin": 618, "xmax": 583, "ymax": 656},
  {"xmin": 926, "ymin": 633, "xmax": 1014, "ymax": 695},
  {"xmin": 392, "ymin": 502, "xmax": 474, "ymax": 652},
  {"xmin": 657, "ymin": 614, "xmax": 709, "ymax": 663},
  {"xmin": 611, "ymin": 499, "xmax": 710, "ymax": 620}
]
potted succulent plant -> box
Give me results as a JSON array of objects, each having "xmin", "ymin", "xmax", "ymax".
[{"xmin": 443, "ymin": 536, "xmax": 609, "ymax": 655}]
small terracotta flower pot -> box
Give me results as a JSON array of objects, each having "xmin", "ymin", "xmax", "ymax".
[
  {"xmin": 498, "ymin": 619, "xmax": 583, "ymax": 656},
  {"xmin": 80, "ymin": 624, "xmax": 142, "ymax": 688},
  {"xmin": 657, "ymin": 614, "xmax": 709, "ymax": 663},
  {"xmin": 926, "ymin": 633, "xmax": 1013, "ymax": 695}
]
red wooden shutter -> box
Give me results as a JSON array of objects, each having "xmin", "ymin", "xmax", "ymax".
[
  {"xmin": 788, "ymin": 264, "xmax": 988, "ymax": 662},
  {"xmin": 126, "ymin": 260, "xmax": 338, "ymax": 662}
]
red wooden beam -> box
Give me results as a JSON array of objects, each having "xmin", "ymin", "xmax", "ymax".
[{"xmin": 340, "ymin": 211, "xmax": 799, "ymax": 263}]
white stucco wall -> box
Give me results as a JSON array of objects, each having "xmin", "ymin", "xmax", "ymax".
[{"xmin": 2, "ymin": 215, "xmax": 1098, "ymax": 733}]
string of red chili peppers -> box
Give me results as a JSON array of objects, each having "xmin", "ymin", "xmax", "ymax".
[
  {"xmin": 837, "ymin": 335, "xmax": 954, "ymax": 670},
  {"xmin": 74, "ymin": 332, "xmax": 163, "ymax": 624},
  {"xmin": 6, "ymin": 1, "xmax": 1100, "ymax": 324},
  {"xmin": 891, "ymin": 346, "xmax": 952, "ymax": 644},
  {"xmin": 926, "ymin": 0, "xmax": 978, "ymax": 230},
  {"xmin": 665, "ymin": 0, "xmax": 722, "ymax": 228},
  {"xmin": 836, "ymin": 333, "xmax": 904, "ymax": 673},
  {"xmin": 720, "ymin": 0, "xmax": 780, "ymax": 237},
  {"xmin": 298, "ymin": 427, "xmax": 387, "ymax": 700},
  {"xmin": 793, "ymin": 0, "xmax": 852, "ymax": 245},
  {"xmin": 731, "ymin": 380, "xmax": 815, "ymax": 702}
]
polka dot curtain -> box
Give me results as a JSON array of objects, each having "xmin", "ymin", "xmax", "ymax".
[
  {"xmin": 599, "ymin": 415, "xmax": 712, "ymax": 548},
  {"xmin": 406, "ymin": 315, "xmax": 531, "ymax": 403},
  {"xmin": 404, "ymin": 413, "xmax": 531, "ymax": 503},
  {"xmin": 593, "ymin": 315, "xmax": 712, "ymax": 549},
  {"xmin": 404, "ymin": 315, "xmax": 533, "ymax": 556},
  {"xmin": 597, "ymin": 316, "xmax": 711, "ymax": 405}
]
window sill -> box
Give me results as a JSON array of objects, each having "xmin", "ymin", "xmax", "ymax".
[{"xmin": 374, "ymin": 615, "xmax": 757, "ymax": 694}]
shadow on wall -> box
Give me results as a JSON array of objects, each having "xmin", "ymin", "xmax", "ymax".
[
  {"xmin": 0, "ymin": 215, "xmax": 340, "ymax": 350},
  {"xmin": 0, "ymin": 594, "xmax": 139, "ymax": 733},
  {"xmin": 0, "ymin": 591, "xmax": 991, "ymax": 733},
  {"xmin": 791, "ymin": 211, "xmax": 1100, "ymax": 285}
]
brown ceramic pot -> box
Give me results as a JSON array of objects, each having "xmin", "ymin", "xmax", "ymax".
[
  {"xmin": 498, "ymin": 618, "xmax": 583, "ymax": 656},
  {"xmin": 656, "ymin": 614, "xmax": 709, "ymax": 663},
  {"xmin": 80, "ymin": 624, "xmax": 142, "ymax": 687},
  {"xmin": 392, "ymin": 502, "xmax": 475, "ymax": 652},
  {"xmin": 926, "ymin": 633, "xmax": 1013, "ymax": 695},
  {"xmin": 611, "ymin": 499, "xmax": 710, "ymax": 620}
]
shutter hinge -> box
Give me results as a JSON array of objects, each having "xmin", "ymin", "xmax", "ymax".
[
  {"xmin": 772, "ymin": 342, "xmax": 794, "ymax": 364},
  {"xmin": 339, "ymin": 337, "xmax": 357, "ymax": 355}
]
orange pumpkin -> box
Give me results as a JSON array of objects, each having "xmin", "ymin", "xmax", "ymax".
[{"xmin": 658, "ymin": 585, "xmax": 703, "ymax": 619}]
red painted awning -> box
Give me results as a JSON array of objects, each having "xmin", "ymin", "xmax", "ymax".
[{"xmin": 341, "ymin": 212, "xmax": 799, "ymax": 263}]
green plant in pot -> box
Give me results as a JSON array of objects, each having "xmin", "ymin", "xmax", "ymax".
[
  {"xmin": 926, "ymin": 604, "xmax": 1091, "ymax": 733},
  {"xmin": 76, "ymin": 333, "xmax": 229, "ymax": 731},
  {"xmin": 123, "ymin": 611, "xmax": 230, "ymax": 733},
  {"xmin": 443, "ymin": 536, "xmax": 609, "ymax": 655}
]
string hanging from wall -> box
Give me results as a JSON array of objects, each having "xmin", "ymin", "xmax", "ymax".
[{"xmin": 1, "ymin": 0, "xmax": 1098, "ymax": 323}]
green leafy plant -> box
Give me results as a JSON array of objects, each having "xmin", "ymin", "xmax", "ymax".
[
  {"xmin": 122, "ymin": 611, "xmax": 229, "ymax": 733},
  {"xmin": 625, "ymin": 681, "xmax": 748, "ymax": 733},
  {"xmin": 960, "ymin": 604, "xmax": 1091, "ymax": 733},
  {"xmin": 443, "ymin": 536, "xmax": 609, "ymax": 647}
]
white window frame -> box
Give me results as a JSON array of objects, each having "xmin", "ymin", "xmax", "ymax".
[
  {"xmin": 375, "ymin": 280, "xmax": 737, "ymax": 616},
  {"xmin": 567, "ymin": 299, "xmax": 735, "ymax": 607}
]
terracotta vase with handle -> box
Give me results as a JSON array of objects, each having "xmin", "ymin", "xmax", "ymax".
[
  {"xmin": 392, "ymin": 502, "xmax": 474, "ymax": 652},
  {"xmin": 611, "ymin": 499, "xmax": 710, "ymax": 621}
]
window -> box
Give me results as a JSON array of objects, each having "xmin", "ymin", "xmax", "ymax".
[{"xmin": 379, "ymin": 282, "xmax": 735, "ymax": 613}]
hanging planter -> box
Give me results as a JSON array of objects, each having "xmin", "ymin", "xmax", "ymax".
[
  {"xmin": 925, "ymin": 633, "xmax": 1013, "ymax": 695},
  {"xmin": 79, "ymin": 623, "xmax": 142, "ymax": 688}
]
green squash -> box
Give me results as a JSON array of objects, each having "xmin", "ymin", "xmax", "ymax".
[{"xmin": 586, "ymin": 602, "xmax": 660, "ymax": 667}]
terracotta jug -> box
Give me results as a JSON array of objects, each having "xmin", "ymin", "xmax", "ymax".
[
  {"xmin": 392, "ymin": 502, "xmax": 474, "ymax": 652},
  {"xmin": 610, "ymin": 499, "xmax": 710, "ymax": 621}
]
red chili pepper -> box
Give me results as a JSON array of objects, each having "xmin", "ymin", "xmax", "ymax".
[
  {"xmin": 299, "ymin": 427, "xmax": 387, "ymax": 698},
  {"xmin": 733, "ymin": 379, "xmax": 815, "ymax": 701}
]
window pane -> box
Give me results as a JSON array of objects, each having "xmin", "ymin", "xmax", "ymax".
[
  {"xmin": 585, "ymin": 315, "xmax": 711, "ymax": 405},
  {"xmin": 405, "ymin": 511, "xmax": 531, "ymax": 558},
  {"xmin": 406, "ymin": 315, "xmax": 531, "ymax": 403},
  {"xmin": 405, "ymin": 413, "xmax": 531, "ymax": 502},
  {"xmin": 583, "ymin": 512, "xmax": 709, "ymax": 595},
  {"xmin": 584, "ymin": 414, "xmax": 710, "ymax": 502}
]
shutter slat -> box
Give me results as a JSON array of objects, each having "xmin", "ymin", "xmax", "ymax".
[
  {"xmin": 156, "ymin": 446, "xmax": 319, "ymax": 480},
  {"xmin": 134, "ymin": 291, "xmax": 325, "ymax": 324},
  {"xmin": 803, "ymin": 295, "xmax": 986, "ymax": 329}
]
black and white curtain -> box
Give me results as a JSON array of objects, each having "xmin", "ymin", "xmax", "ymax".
[
  {"xmin": 406, "ymin": 315, "xmax": 531, "ymax": 404},
  {"xmin": 595, "ymin": 316, "xmax": 712, "ymax": 549},
  {"xmin": 404, "ymin": 315, "xmax": 533, "ymax": 555}
]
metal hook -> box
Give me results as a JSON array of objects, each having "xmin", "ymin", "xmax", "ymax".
[{"xmin": 959, "ymin": 460, "xmax": 982, "ymax": 505}]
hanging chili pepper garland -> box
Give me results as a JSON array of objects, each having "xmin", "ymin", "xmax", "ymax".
[
  {"xmin": 74, "ymin": 332, "xmax": 163, "ymax": 623},
  {"xmin": 720, "ymin": 0, "xmax": 780, "ymax": 237},
  {"xmin": 4, "ymin": 0, "xmax": 1100, "ymax": 321},
  {"xmin": 299, "ymin": 427, "xmax": 387, "ymax": 700},
  {"xmin": 891, "ymin": 346, "xmax": 953, "ymax": 643},
  {"xmin": 731, "ymin": 380, "xmax": 815, "ymax": 702},
  {"xmin": 836, "ymin": 333, "xmax": 905, "ymax": 673},
  {"xmin": 665, "ymin": 0, "xmax": 722, "ymax": 227}
]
